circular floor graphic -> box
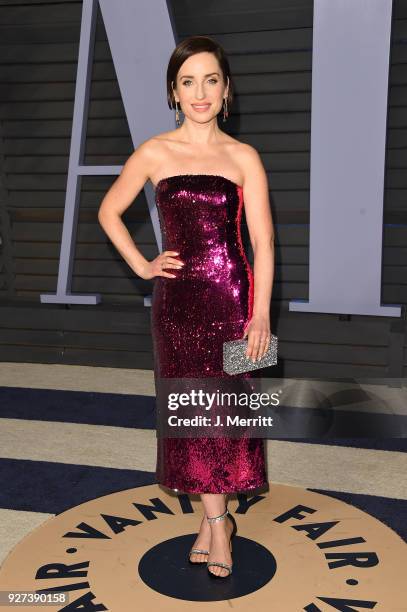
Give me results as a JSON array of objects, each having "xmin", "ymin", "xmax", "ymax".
[{"xmin": 0, "ymin": 483, "xmax": 405, "ymax": 611}]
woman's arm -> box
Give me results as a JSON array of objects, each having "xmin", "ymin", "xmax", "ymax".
[
  {"xmin": 97, "ymin": 140, "xmax": 183, "ymax": 280},
  {"xmin": 240, "ymin": 144, "xmax": 275, "ymax": 361}
]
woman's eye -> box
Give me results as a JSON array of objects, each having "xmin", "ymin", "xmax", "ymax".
[{"xmin": 182, "ymin": 79, "xmax": 218, "ymax": 86}]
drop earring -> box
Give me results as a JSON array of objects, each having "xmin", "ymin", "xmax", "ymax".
[
  {"xmin": 222, "ymin": 98, "xmax": 228, "ymax": 122},
  {"xmin": 175, "ymin": 99, "xmax": 181, "ymax": 126}
]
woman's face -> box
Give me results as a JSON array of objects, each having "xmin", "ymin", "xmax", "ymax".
[{"xmin": 173, "ymin": 51, "xmax": 228, "ymax": 124}]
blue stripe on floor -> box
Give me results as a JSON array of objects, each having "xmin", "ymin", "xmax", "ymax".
[
  {"xmin": 0, "ymin": 458, "xmax": 156, "ymax": 515},
  {"xmin": 308, "ymin": 487, "xmax": 407, "ymax": 543},
  {"xmin": 0, "ymin": 457, "xmax": 405, "ymax": 544},
  {"xmin": 0, "ymin": 386, "xmax": 156, "ymax": 429}
]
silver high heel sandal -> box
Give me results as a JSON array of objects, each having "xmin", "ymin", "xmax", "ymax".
[
  {"xmin": 206, "ymin": 507, "xmax": 237, "ymax": 578},
  {"xmin": 188, "ymin": 515, "xmax": 209, "ymax": 564}
]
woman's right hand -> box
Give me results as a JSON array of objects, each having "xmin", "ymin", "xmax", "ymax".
[{"xmin": 140, "ymin": 250, "xmax": 185, "ymax": 280}]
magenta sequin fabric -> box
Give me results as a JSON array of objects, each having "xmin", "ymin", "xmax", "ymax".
[{"xmin": 151, "ymin": 174, "xmax": 267, "ymax": 494}]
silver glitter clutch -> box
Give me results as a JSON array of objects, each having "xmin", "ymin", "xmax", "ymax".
[{"xmin": 223, "ymin": 334, "xmax": 278, "ymax": 375}]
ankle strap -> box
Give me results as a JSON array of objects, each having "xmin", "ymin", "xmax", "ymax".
[{"xmin": 206, "ymin": 508, "xmax": 229, "ymax": 524}]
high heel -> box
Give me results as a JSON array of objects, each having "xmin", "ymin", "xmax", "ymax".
[
  {"xmin": 206, "ymin": 507, "xmax": 237, "ymax": 578},
  {"xmin": 188, "ymin": 515, "xmax": 210, "ymax": 564}
]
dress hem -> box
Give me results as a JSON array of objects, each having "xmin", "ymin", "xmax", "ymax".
[{"xmin": 157, "ymin": 480, "xmax": 268, "ymax": 495}]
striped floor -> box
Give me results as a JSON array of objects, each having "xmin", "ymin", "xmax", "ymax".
[{"xmin": 0, "ymin": 362, "xmax": 406, "ymax": 565}]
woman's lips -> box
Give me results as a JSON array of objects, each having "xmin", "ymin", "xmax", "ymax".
[{"xmin": 192, "ymin": 104, "xmax": 211, "ymax": 112}]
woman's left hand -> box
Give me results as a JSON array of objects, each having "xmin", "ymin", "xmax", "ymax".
[{"xmin": 242, "ymin": 314, "xmax": 271, "ymax": 362}]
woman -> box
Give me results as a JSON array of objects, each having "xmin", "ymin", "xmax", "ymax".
[{"xmin": 98, "ymin": 35, "xmax": 275, "ymax": 579}]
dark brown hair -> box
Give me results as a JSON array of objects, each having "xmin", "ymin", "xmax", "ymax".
[{"xmin": 166, "ymin": 35, "xmax": 234, "ymax": 110}]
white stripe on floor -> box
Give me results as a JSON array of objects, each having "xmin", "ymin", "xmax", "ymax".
[{"xmin": 0, "ymin": 508, "xmax": 53, "ymax": 566}]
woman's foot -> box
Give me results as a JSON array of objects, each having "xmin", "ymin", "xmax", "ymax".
[
  {"xmin": 207, "ymin": 512, "xmax": 234, "ymax": 577},
  {"xmin": 189, "ymin": 514, "xmax": 211, "ymax": 563}
]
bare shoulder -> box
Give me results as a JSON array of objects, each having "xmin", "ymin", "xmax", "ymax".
[
  {"xmin": 136, "ymin": 129, "xmax": 180, "ymax": 169},
  {"xmin": 120, "ymin": 132, "xmax": 174, "ymax": 183},
  {"xmin": 147, "ymin": 128, "xmax": 180, "ymax": 154},
  {"xmin": 234, "ymin": 142, "xmax": 267, "ymax": 187},
  {"xmin": 235, "ymin": 141, "xmax": 263, "ymax": 168},
  {"xmin": 131, "ymin": 132, "xmax": 172, "ymax": 161}
]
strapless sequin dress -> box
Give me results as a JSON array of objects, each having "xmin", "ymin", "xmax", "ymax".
[{"xmin": 151, "ymin": 174, "xmax": 267, "ymax": 494}]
